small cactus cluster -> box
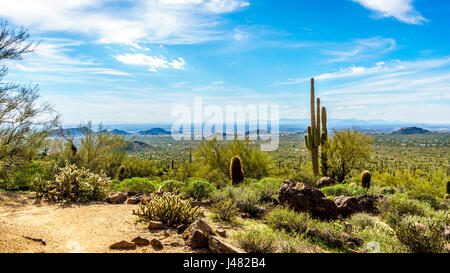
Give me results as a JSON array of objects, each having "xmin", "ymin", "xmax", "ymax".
[
  {"xmin": 230, "ymin": 155, "xmax": 244, "ymax": 184},
  {"xmin": 361, "ymin": 170, "xmax": 371, "ymax": 188},
  {"xmin": 133, "ymin": 194, "xmax": 202, "ymax": 227},
  {"xmin": 304, "ymin": 78, "xmax": 328, "ymax": 176}
]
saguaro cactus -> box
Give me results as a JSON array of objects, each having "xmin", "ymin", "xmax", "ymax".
[
  {"xmin": 304, "ymin": 78, "xmax": 321, "ymax": 175},
  {"xmin": 230, "ymin": 155, "xmax": 244, "ymax": 184},
  {"xmin": 320, "ymin": 106, "xmax": 328, "ymax": 176}
]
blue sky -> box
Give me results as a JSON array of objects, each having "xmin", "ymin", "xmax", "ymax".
[{"xmin": 1, "ymin": 0, "xmax": 449, "ymax": 124}]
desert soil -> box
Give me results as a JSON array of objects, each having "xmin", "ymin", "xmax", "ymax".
[{"xmin": 0, "ymin": 192, "xmax": 210, "ymax": 253}]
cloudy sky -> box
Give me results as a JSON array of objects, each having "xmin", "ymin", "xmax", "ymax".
[{"xmin": 1, "ymin": 0, "xmax": 449, "ymax": 124}]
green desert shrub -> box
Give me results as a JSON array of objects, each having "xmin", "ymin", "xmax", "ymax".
[
  {"xmin": 12, "ymin": 161, "xmax": 55, "ymax": 190},
  {"xmin": 210, "ymin": 186, "xmax": 238, "ymax": 203},
  {"xmin": 159, "ymin": 179, "xmax": 184, "ymax": 193},
  {"xmin": 356, "ymin": 222, "xmax": 407, "ymax": 253},
  {"xmin": 321, "ymin": 183, "xmax": 368, "ymax": 198},
  {"xmin": 133, "ymin": 194, "xmax": 202, "ymax": 227},
  {"xmin": 116, "ymin": 177, "xmax": 157, "ymax": 194},
  {"xmin": 234, "ymin": 186, "xmax": 262, "ymax": 216},
  {"xmin": 348, "ymin": 213, "xmax": 377, "ymax": 231},
  {"xmin": 182, "ymin": 180, "xmax": 216, "ymax": 200},
  {"xmin": 304, "ymin": 219, "xmax": 349, "ymax": 250},
  {"xmin": 234, "ymin": 227, "xmax": 278, "ymax": 253},
  {"xmin": 211, "ymin": 199, "xmax": 239, "ymax": 222},
  {"xmin": 392, "ymin": 215, "xmax": 446, "ymax": 253},
  {"xmin": 378, "ymin": 193, "xmax": 432, "ymax": 223},
  {"xmin": 34, "ymin": 163, "xmax": 110, "ymax": 202},
  {"xmin": 251, "ymin": 177, "xmax": 282, "ymax": 202},
  {"xmin": 266, "ymin": 207, "xmax": 309, "ymax": 234}
]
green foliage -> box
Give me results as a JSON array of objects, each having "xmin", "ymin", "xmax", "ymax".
[
  {"xmin": 321, "ymin": 183, "xmax": 369, "ymax": 198},
  {"xmin": 234, "ymin": 186, "xmax": 262, "ymax": 216},
  {"xmin": 250, "ymin": 177, "xmax": 282, "ymax": 202},
  {"xmin": 114, "ymin": 177, "xmax": 157, "ymax": 194},
  {"xmin": 211, "ymin": 199, "xmax": 239, "ymax": 222},
  {"xmin": 159, "ymin": 179, "xmax": 184, "ymax": 193},
  {"xmin": 266, "ymin": 207, "xmax": 309, "ymax": 234},
  {"xmin": 195, "ymin": 137, "xmax": 270, "ymax": 181},
  {"xmin": 234, "ymin": 227, "xmax": 278, "ymax": 253},
  {"xmin": 378, "ymin": 194, "xmax": 433, "ymax": 222},
  {"xmin": 122, "ymin": 156, "xmax": 158, "ymax": 179},
  {"xmin": 133, "ymin": 194, "xmax": 202, "ymax": 227},
  {"xmin": 8, "ymin": 161, "xmax": 55, "ymax": 189},
  {"xmin": 392, "ymin": 215, "xmax": 446, "ymax": 253},
  {"xmin": 182, "ymin": 180, "xmax": 215, "ymax": 200},
  {"xmin": 34, "ymin": 163, "xmax": 110, "ymax": 202},
  {"xmin": 348, "ymin": 213, "xmax": 377, "ymax": 231},
  {"xmin": 326, "ymin": 129, "xmax": 373, "ymax": 182}
]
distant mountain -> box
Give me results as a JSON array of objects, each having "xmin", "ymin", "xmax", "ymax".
[
  {"xmin": 50, "ymin": 127, "xmax": 93, "ymax": 137},
  {"xmin": 137, "ymin": 128, "xmax": 171, "ymax": 135},
  {"xmin": 109, "ymin": 129, "xmax": 129, "ymax": 135},
  {"xmin": 392, "ymin": 127, "xmax": 430, "ymax": 135},
  {"xmin": 127, "ymin": 140, "xmax": 150, "ymax": 152}
]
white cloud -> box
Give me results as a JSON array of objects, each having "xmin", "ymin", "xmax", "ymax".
[
  {"xmin": 352, "ymin": 0, "xmax": 427, "ymax": 24},
  {"xmin": 0, "ymin": 0, "xmax": 250, "ymax": 45},
  {"xmin": 115, "ymin": 53, "xmax": 186, "ymax": 72}
]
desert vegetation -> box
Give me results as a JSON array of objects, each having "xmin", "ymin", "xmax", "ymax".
[{"xmin": 0, "ymin": 22, "xmax": 449, "ymax": 254}]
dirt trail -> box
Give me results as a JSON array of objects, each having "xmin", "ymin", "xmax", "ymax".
[{"xmin": 0, "ymin": 192, "xmax": 200, "ymax": 253}]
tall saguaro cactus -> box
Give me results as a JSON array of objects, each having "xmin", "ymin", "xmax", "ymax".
[
  {"xmin": 305, "ymin": 78, "xmax": 320, "ymax": 175},
  {"xmin": 320, "ymin": 105, "xmax": 328, "ymax": 176}
]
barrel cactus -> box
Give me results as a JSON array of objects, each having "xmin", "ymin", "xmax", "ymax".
[
  {"xmin": 230, "ymin": 155, "xmax": 244, "ymax": 184},
  {"xmin": 445, "ymin": 181, "xmax": 450, "ymax": 199},
  {"xmin": 361, "ymin": 170, "xmax": 371, "ymax": 188}
]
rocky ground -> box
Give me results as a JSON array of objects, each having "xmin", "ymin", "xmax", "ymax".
[{"xmin": 0, "ymin": 192, "xmax": 237, "ymax": 253}]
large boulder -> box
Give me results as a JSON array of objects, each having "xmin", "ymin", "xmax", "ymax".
[
  {"xmin": 278, "ymin": 179, "xmax": 338, "ymax": 220},
  {"xmin": 106, "ymin": 192, "xmax": 127, "ymax": 204},
  {"xmin": 109, "ymin": 240, "xmax": 137, "ymax": 250},
  {"xmin": 334, "ymin": 194, "xmax": 385, "ymax": 217},
  {"xmin": 316, "ymin": 177, "xmax": 338, "ymax": 188}
]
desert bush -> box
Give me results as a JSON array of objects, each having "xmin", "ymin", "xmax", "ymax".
[
  {"xmin": 182, "ymin": 180, "xmax": 216, "ymax": 200},
  {"xmin": 326, "ymin": 129, "xmax": 373, "ymax": 182},
  {"xmin": 211, "ymin": 199, "xmax": 239, "ymax": 222},
  {"xmin": 251, "ymin": 177, "xmax": 282, "ymax": 202},
  {"xmin": 122, "ymin": 156, "xmax": 158, "ymax": 179},
  {"xmin": 392, "ymin": 215, "xmax": 446, "ymax": 253},
  {"xmin": 234, "ymin": 186, "xmax": 262, "ymax": 216},
  {"xmin": 234, "ymin": 227, "xmax": 278, "ymax": 253},
  {"xmin": 115, "ymin": 177, "xmax": 157, "ymax": 194},
  {"xmin": 210, "ymin": 186, "xmax": 238, "ymax": 203},
  {"xmin": 321, "ymin": 183, "xmax": 368, "ymax": 197},
  {"xmin": 133, "ymin": 194, "xmax": 202, "ymax": 227},
  {"xmin": 159, "ymin": 179, "xmax": 184, "ymax": 193},
  {"xmin": 266, "ymin": 207, "xmax": 309, "ymax": 234},
  {"xmin": 288, "ymin": 171, "xmax": 317, "ymax": 188},
  {"xmin": 34, "ymin": 163, "xmax": 110, "ymax": 202},
  {"xmin": 204, "ymin": 168, "xmax": 229, "ymax": 188},
  {"xmin": 378, "ymin": 193, "xmax": 432, "ymax": 223},
  {"xmin": 10, "ymin": 161, "xmax": 55, "ymax": 190},
  {"xmin": 305, "ymin": 219, "xmax": 348, "ymax": 249},
  {"xmin": 356, "ymin": 222, "xmax": 407, "ymax": 253},
  {"xmin": 348, "ymin": 213, "xmax": 377, "ymax": 231}
]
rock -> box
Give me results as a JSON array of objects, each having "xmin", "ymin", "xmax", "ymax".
[
  {"xmin": 150, "ymin": 239, "xmax": 163, "ymax": 249},
  {"xmin": 334, "ymin": 194, "xmax": 385, "ymax": 217},
  {"xmin": 316, "ymin": 177, "xmax": 338, "ymax": 188},
  {"xmin": 216, "ymin": 229, "xmax": 227, "ymax": 237},
  {"xmin": 171, "ymin": 242, "xmax": 181, "ymax": 247},
  {"xmin": 209, "ymin": 236, "xmax": 245, "ymax": 253},
  {"xmin": 183, "ymin": 219, "xmax": 214, "ymax": 249},
  {"xmin": 109, "ymin": 240, "xmax": 137, "ymax": 250},
  {"xmin": 334, "ymin": 196, "xmax": 361, "ymax": 218},
  {"xmin": 131, "ymin": 236, "xmax": 150, "ymax": 246},
  {"xmin": 126, "ymin": 197, "xmax": 140, "ymax": 204},
  {"xmin": 148, "ymin": 221, "xmax": 165, "ymax": 229},
  {"xmin": 125, "ymin": 190, "xmax": 137, "ymax": 197},
  {"xmin": 106, "ymin": 192, "xmax": 127, "ymax": 204},
  {"xmin": 278, "ymin": 179, "xmax": 338, "ymax": 220}
]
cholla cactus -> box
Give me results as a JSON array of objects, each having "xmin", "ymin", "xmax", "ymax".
[
  {"xmin": 230, "ymin": 155, "xmax": 244, "ymax": 184},
  {"xmin": 361, "ymin": 170, "xmax": 371, "ymax": 188},
  {"xmin": 133, "ymin": 194, "xmax": 202, "ymax": 227}
]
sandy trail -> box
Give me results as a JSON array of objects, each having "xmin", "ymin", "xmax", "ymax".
[{"xmin": 0, "ymin": 192, "xmax": 199, "ymax": 253}]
